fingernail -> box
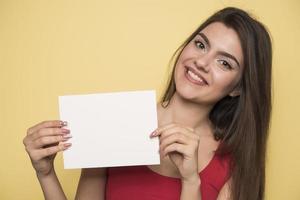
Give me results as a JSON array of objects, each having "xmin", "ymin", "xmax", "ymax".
[
  {"xmin": 150, "ymin": 130, "xmax": 157, "ymax": 137},
  {"xmin": 62, "ymin": 138, "xmax": 70, "ymax": 142},
  {"xmin": 62, "ymin": 128, "xmax": 70, "ymax": 133},
  {"xmin": 61, "ymin": 121, "xmax": 68, "ymax": 127},
  {"xmin": 63, "ymin": 134, "xmax": 72, "ymax": 139},
  {"xmin": 64, "ymin": 143, "xmax": 72, "ymax": 148}
]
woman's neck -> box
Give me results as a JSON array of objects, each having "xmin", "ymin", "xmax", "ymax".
[{"xmin": 158, "ymin": 92, "xmax": 214, "ymax": 135}]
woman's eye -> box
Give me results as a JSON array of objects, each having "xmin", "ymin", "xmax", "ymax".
[
  {"xmin": 219, "ymin": 60, "xmax": 233, "ymax": 70},
  {"xmin": 194, "ymin": 40, "xmax": 205, "ymax": 50}
]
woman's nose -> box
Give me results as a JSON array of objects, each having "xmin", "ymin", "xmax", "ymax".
[{"xmin": 193, "ymin": 56, "xmax": 210, "ymax": 73}]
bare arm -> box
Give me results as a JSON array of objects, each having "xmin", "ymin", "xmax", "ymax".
[
  {"xmin": 24, "ymin": 120, "xmax": 107, "ymax": 200},
  {"xmin": 75, "ymin": 168, "xmax": 107, "ymax": 200},
  {"xmin": 23, "ymin": 120, "xmax": 71, "ymax": 200},
  {"xmin": 36, "ymin": 161, "xmax": 107, "ymax": 200},
  {"xmin": 151, "ymin": 123, "xmax": 202, "ymax": 200},
  {"xmin": 180, "ymin": 177, "xmax": 201, "ymax": 200},
  {"xmin": 181, "ymin": 177, "xmax": 231, "ymax": 200},
  {"xmin": 37, "ymin": 166, "xmax": 107, "ymax": 200},
  {"xmin": 37, "ymin": 169, "xmax": 67, "ymax": 200}
]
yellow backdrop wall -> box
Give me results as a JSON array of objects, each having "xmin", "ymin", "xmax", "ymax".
[{"xmin": 1, "ymin": 0, "xmax": 299, "ymax": 199}]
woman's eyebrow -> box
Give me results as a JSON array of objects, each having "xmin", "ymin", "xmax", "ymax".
[
  {"xmin": 217, "ymin": 51, "xmax": 241, "ymax": 68},
  {"xmin": 198, "ymin": 32, "xmax": 241, "ymax": 68},
  {"xmin": 198, "ymin": 32, "xmax": 211, "ymax": 48}
]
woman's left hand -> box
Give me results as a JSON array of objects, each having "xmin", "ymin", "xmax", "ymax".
[{"xmin": 150, "ymin": 123, "xmax": 200, "ymax": 182}]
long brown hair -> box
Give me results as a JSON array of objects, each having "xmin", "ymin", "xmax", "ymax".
[{"xmin": 161, "ymin": 7, "xmax": 272, "ymax": 200}]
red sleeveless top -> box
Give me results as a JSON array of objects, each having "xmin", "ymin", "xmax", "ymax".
[{"xmin": 105, "ymin": 154, "xmax": 231, "ymax": 200}]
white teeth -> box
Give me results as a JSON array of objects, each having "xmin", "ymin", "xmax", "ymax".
[{"xmin": 187, "ymin": 70, "xmax": 205, "ymax": 83}]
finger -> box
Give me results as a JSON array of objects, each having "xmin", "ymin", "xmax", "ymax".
[
  {"xmin": 153, "ymin": 124, "xmax": 181, "ymax": 138},
  {"xmin": 157, "ymin": 126, "xmax": 194, "ymax": 144},
  {"xmin": 27, "ymin": 120, "xmax": 67, "ymax": 135},
  {"xmin": 150, "ymin": 123, "xmax": 196, "ymax": 139},
  {"xmin": 34, "ymin": 143, "xmax": 72, "ymax": 160},
  {"xmin": 160, "ymin": 132, "xmax": 189, "ymax": 152},
  {"xmin": 150, "ymin": 123, "xmax": 177, "ymax": 137},
  {"xmin": 163, "ymin": 143, "xmax": 187, "ymax": 157},
  {"xmin": 159, "ymin": 126, "xmax": 192, "ymax": 141},
  {"xmin": 32, "ymin": 135, "xmax": 72, "ymax": 149},
  {"xmin": 31, "ymin": 128, "xmax": 70, "ymax": 141},
  {"xmin": 158, "ymin": 123, "xmax": 194, "ymax": 133},
  {"xmin": 24, "ymin": 128, "xmax": 70, "ymax": 145}
]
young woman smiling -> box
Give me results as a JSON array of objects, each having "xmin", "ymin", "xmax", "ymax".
[{"xmin": 23, "ymin": 7, "xmax": 272, "ymax": 200}]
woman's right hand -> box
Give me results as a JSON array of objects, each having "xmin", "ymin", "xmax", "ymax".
[{"xmin": 23, "ymin": 120, "xmax": 72, "ymax": 177}]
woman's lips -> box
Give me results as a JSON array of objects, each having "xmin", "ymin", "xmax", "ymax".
[{"xmin": 184, "ymin": 66, "xmax": 209, "ymax": 86}]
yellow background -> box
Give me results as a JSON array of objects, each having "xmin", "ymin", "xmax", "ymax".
[{"xmin": 1, "ymin": 0, "xmax": 299, "ymax": 199}]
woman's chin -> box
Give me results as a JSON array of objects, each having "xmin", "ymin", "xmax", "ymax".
[
  {"xmin": 175, "ymin": 88, "xmax": 217, "ymax": 106},
  {"xmin": 175, "ymin": 88, "xmax": 200, "ymax": 102}
]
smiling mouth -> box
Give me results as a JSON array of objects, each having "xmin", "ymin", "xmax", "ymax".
[{"xmin": 184, "ymin": 67, "xmax": 208, "ymax": 86}]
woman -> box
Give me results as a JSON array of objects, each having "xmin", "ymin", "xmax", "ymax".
[{"xmin": 23, "ymin": 7, "xmax": 272, "ymax": 200}]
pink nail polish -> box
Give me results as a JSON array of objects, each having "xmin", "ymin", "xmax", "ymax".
[
  {"xmin": 64, "ymin": 143, "xmax": 72, "ymax": 148},
  {"xmin": 63, "ymin": 134, "xmax": 72, "ymax": 139},
  {"xmin": 62, "ymin": 128, "xmax": 70, "ymax": 133},
  {"xmin": 61, "ymin": 121, "xmax": 68, "ymax": 127},
  {"xmin": 150, "ymin": 130, "xmax": 157, "ymax": 137}
]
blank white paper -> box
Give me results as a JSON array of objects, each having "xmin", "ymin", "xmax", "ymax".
[{"xmin": 58, "ymin": 90, "xmax": 160, "ymax": 169}]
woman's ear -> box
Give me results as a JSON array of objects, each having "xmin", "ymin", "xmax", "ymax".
[
  {"xmin": 229, "ymin": 84, "xmax": 241, "ymax": 97},
  {"xmin": 229, "ymin": 90, "xmax": 240, "ymax": 97}
]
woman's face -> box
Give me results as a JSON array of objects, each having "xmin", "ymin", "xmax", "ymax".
[{"xmin": 174, "ymin": 22, "xmax": 244, "ymax": 105}]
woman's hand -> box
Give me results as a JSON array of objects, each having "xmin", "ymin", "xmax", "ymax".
[
  {"xmin": 150, "ymin": 123, "xmax": 200, "ymax": 182},
  {"xmin": 23, "ymin": 120, "xmax": 72, "ymax": 177}
]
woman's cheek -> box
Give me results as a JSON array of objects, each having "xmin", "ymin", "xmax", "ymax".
[{"xmin": 213, "ymin": 72, "xmax": 238, "ymax": 97}]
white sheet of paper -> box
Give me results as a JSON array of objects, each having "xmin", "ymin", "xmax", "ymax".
[{"xmin": 58, "ymin": 90, "xmax": 160, "ymax": 169}]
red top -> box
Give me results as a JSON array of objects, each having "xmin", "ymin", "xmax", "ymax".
[{"xmin": 106, "ymin": 154, "xmax": 231, "ymax": 200}]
